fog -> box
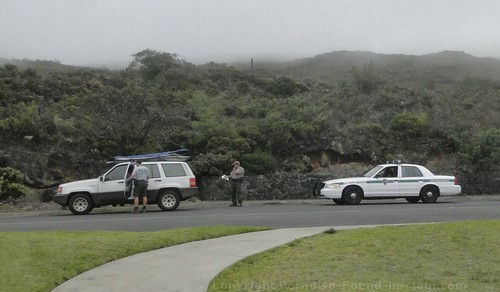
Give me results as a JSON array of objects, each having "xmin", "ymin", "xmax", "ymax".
[{"xmin": 1, "ymin": 0, "xmax": 499, "ymax": 67}]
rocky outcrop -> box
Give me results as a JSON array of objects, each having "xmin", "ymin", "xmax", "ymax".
[
  {"xmin": 197, "ymin": 166, "xmax": 500, "ymax": 201},
  {"xmin": 1, "ymin": 147, "xmax": 499, "ymax": 204}
]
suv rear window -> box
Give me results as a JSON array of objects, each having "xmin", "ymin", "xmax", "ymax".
[{"xmin": 162, "ymin": 163, "xmax": 186, "ymax": 177}]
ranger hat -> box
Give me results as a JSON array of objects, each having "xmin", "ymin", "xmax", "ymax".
[{"xmin": 232, "ymin": 161, "xmax": 240, "ymax": 166}]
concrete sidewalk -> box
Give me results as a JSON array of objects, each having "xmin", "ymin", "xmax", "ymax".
[{"xmin": 52, "ymin": 226, "xmax": 341, "ymax": 292}]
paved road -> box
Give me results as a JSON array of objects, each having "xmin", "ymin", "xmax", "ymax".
[{"xmin": 1, "ymin": 196, "xmax": 499, "ymax": 232}]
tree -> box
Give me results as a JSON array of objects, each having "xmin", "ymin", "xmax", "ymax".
[
  {"xmin": 351, "ymin": 62, "xmax": 383, "ymax": 95},
  {"xmin": 74, "ymin": 79, "xmax": 167, "ymax": 156},
  {"xmin": 127, "ymin": 49, "xmax": 186, "ymax": 83}
]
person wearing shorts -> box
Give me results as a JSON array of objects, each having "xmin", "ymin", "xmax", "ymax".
[{"xmin": 130, "ymin": 160, "xmax": 150, "ymax": 213}]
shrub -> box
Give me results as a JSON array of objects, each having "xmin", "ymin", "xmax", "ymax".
[
  {"xmin": 240, "ymin": 151, "xmax": 277, "ymax": 174},
  {"xmin": 189, "ymin": 153, "xmax": 232, "ymax": 176},
  {"xmin": 390, "ymin": 112, "xmax": 428, "ymax": 137},
  {"xmin": 454, "ymin": 129, "xmax": 500, "ymax": 172},
  {"xmin": 0, "ymin": 167, "xmax": 29, "ymax": 201}
]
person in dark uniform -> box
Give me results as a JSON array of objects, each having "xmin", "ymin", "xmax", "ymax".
[{"xmin": 229, "ymin": 161, "xmax": 245, "ymax": 207}]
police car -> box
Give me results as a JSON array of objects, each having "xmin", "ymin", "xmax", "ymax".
[{"xmin": 313, "ymin": 161, "xmax": 461, "ymax": 205}]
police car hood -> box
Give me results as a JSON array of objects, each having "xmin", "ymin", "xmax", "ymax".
[{"xmin": 323, "ymin": 177, "xmax": 369, "ymax": 184}]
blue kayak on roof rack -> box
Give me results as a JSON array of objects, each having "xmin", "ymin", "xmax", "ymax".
[{"xmin": 110, "ymin": 149, "xmax": 190, "ymax": 162}]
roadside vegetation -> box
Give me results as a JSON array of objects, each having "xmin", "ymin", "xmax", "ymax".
[
  {"xmin": 0, "ymin": 226, "xmax": 268, "ymax": 292},
  {"xmin": 209, "ymin": 220, "xmax": 499, "ymax": 292},
  {"xmin": 1, "ymin": 50, "xmax": 499, "ymax": 200}
]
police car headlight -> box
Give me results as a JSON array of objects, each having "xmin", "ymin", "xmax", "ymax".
[{"xmin": 325, "ymin": 183, "xmax": 341, "ymax": 189}]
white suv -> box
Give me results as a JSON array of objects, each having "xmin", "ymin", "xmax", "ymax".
[{"xmin": 55, "ymin": 161, "xmax": 198, "ymax": 215}]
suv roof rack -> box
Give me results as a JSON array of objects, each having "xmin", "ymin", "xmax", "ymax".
[{"xmin": 107, "ymin": 149, "xmax": 190, "ymax": 163}]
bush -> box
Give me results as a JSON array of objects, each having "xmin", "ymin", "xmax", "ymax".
[
  {"xmin": 240, "ymin": 151, "xmax": 277, "ymax": 174},
  {"xmin": 189, "ymin": 153, "xmax": 232, "ymax": 176},
  {"xmin": 268, "ymin": 77, "xmax": 308, "ymax": 97},
  {"xmin": 390, "ymin": 112, "xmax": 428, "ymax": 137},
  {"xmin": 455, "ymin": 129, "xmax": 500, "ymax": 172},
  {"xmin": 0, "ymin": 167, "xmax": 29, "ymax": 201}
]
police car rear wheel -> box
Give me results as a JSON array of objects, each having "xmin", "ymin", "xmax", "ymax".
[{"xmin": 420, "ymin": 186, "xmax": 439, "ymax": 203}]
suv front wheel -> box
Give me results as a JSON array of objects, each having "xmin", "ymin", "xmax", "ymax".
[
  {"xmin": 157, "ymin": 190, "xmax": 180, "ymax": 211},
  {"xmin": 68, "ymin": 193, "xmax": 94, "ymax": 215}
]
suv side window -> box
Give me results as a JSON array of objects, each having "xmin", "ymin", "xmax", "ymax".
[
  {"xmin": 144, "ymin": 164, "xmax": 161, "ymax": 178},
  {"xmin": 162, "ymin": 163, "xmax": 186, "ymax": 177},
  {"xmin": 402, "ymin": 166, "xmax": 423, "ymax": 177},
  {"xmin": 105, "ymin": 164, "xmax": 128, "ymax": 181}
]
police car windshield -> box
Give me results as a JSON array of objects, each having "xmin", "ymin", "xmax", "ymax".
[{"xmin": 364, "ymin": 165, "xmax": 383, "ymax": 177}]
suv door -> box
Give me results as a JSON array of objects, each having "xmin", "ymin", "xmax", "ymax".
[
  {"xmin": 95, "ymin": 163, "xmax": 130, "ymax": 204},
  {"xmin": 143, "ymin": 163, "xmax": 161, "ymax": 200}
]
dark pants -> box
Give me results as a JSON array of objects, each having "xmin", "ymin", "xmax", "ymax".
[{"xmin": 230, "ymin": 180, "xmax": 242, "ymax": 206}]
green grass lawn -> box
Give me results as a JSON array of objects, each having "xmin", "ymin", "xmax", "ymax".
[
  {"xmin": 209, "ymin": 220, "xmax": 499, "ymax": 292},
  {"xmin": 0, "ymin": 226, "xmax": 268, "ymax": 292},
  {"xmin": 2, "ymin": 221, "xmax": 498, "ymax": 292}
]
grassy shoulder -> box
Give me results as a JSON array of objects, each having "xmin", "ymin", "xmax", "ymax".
[
  {"xmin": 0, "ymin": 226, "xmax": 268, "ymax": 292},
  {"xmin": 209, "ymin": 220, "xmax": 499, "ymax": 292}
]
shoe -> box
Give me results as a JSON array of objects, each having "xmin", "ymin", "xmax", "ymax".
[
  {"xmin": 141, "ymin": 206, "xmax": 146, "ymax": 213},
  {"xmin": 132, "ymin": 207, "xmax": 139, "ymax": 213},
  {"xmin": 238, "ymin": 200, "xmax": 243, "ymax": 206},
  {"xmin": 229, "ymin": 204, "xmax": 238, "ymax": 207}
]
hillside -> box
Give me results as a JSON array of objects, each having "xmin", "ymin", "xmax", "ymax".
[
  {"xmin": 0, "ymin": 57, "xmax": 90, "ymax": 74},
  {"xmin": 0, "ymin": 49, "xmax": 499, "ymax": 204},
  {"xmin": 244, "ymin": 50, "xmax": 500, "ymax": 85}
]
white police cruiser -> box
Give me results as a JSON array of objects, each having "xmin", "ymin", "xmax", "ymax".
[{"xmin": 313, "ymin": 161, "xmax": 461, "ymax": 205}]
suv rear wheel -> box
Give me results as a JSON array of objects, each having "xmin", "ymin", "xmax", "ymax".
[
  {"xmin": 68, "ymin": 193, "xmax": 94, "ymax": 215},
  {"xmin": 157, "ymin": 190, "xmax": 180, "ymax": 211}
]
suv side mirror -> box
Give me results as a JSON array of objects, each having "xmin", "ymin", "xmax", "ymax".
[{"xmin": 99, "ymin": 176, "xmax": 104, "ymax": 182}]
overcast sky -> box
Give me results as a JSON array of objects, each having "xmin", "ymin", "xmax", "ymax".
[{"xmin": 1, "ymin": 0, "xmax": 499, "ymax": 67}]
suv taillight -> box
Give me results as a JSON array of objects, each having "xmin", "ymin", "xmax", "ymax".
[
  {"xmin": 454, "ymin": 177, "xmax": 459, "ymax": 185},
  {"xmin": 190, "ymin": 178, "xmax": 197, "ymax": 187}
]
